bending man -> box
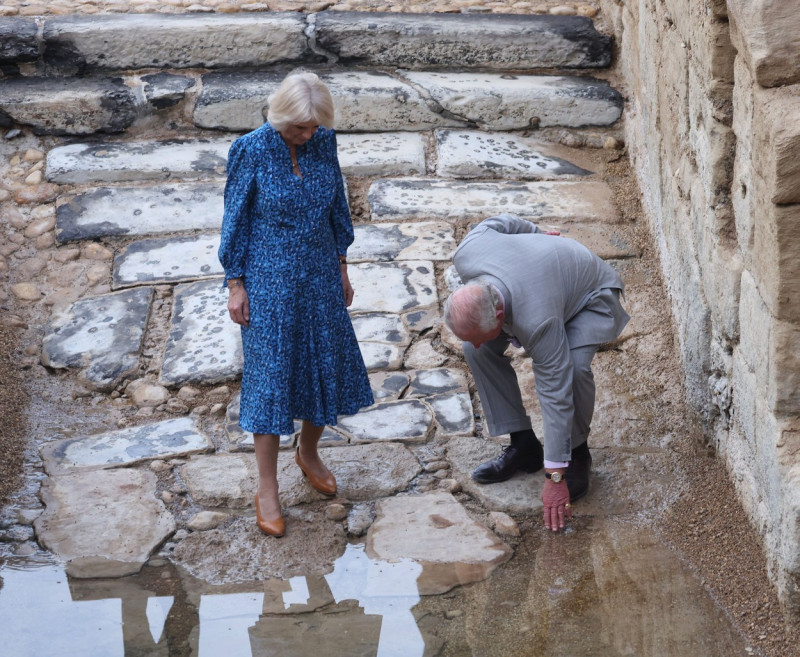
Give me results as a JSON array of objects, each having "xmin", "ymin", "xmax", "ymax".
[{"xmin": 444, "ymin": 214, "xmax": 630, "ymax": 531}]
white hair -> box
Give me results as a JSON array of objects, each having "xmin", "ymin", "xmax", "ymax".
[
  {"xmin": 267, "ymin": 72, "xmax": 335, "ymax": 131},
  {"xmin": 444, "ymin": 283, "xmax": 503, "ymax": 334}
]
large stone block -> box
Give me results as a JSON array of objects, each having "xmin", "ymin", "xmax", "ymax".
[
  {"xmin": 0, "ymin": 18, "xmax": 38, "ymax": 65},
  {"xmin": 768, "ymin": 319, "xmax": 800, "ymax": 415},
  {"xmin": 0, "ymin": 77, "xmax": 137, "ymax": 135},
  {"xmin": 728, "ymin": 0, "xmax": 800, "ymax": 88},
  {"xmin": 752, "ymin": 202, "xmax": 800, "ymax": 323},
  {"xmin": 736, "ymin": 271, "xmax": 769, "ymax": 390},
  {"xmin": 315, "ymin": 12, "xmax": 612, "ymax": 70},
  {"xmin": 41, "ymin": 13, "xmax": 308, "ymax": 73},
  {"xmin": 751, "ymin": 85, "xmax": 800, "ymax": 205}
]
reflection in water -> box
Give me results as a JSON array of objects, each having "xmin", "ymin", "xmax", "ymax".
[{"xmin": 0, "ymin": 544, "xmax": 426, "ymax": 657}]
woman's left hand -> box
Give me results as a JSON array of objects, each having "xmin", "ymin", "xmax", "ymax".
[{"xmin": 341, "ymin": 265, "xmax": 354, "ymax": 307}]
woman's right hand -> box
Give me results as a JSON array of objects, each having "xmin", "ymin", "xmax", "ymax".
[{"xmin": 227, "ymin": 285, "xmax": 250, "ymax": 326}]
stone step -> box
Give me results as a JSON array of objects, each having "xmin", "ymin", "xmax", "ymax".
[
  {"xmin": 46, "ymin": 132, "xmax": 426, "ymax": 185},
  {"xmin": 195, "ymin": 70, "xmax": 622, "ymax": 132},
  {"xmin": 316, "ymin": 13, "xmax": 611, "ymax": 70},
  {"xmin": 3, "ymin": 12, "xmax": 610, "ymax": 74},
  {"xmin": 368, "ymin": 179, "xmax": 619, "ymax": 223},
  {"xmin": 110, "ymin": 222, "xmax": 456, "ymax": 289},
  {"xmin": 434, "ymin": 129, "xmax": 593, "ymax": 180}
]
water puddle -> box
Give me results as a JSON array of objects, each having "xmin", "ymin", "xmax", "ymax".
[{"xmin": 0, "ymin": 518, "xmax": 753, "ymax": 656}]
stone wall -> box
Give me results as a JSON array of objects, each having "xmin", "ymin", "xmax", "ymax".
[{"xmin": 600, "ymin": 0, "xmax": 800, "ymax": 617}]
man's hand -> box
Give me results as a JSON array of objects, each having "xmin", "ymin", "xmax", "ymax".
[
  {"xmin": 542, "ymin": 477, "xmax": 572, "ymax": 531},
  {"xmin": 227, "ymin": 285, "xmax": 250, "ymax": 326}
]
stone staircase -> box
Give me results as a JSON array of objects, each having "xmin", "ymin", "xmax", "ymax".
[{"xmin": 1, "ymin": 11, "xmax": 641, "ymax": 581}]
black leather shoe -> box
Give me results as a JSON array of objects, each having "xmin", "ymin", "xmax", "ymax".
[
  {"xmin": 565, "ymin": 445, "xmax": 592, "ymax": 501},
  {"xmin": 472, "ymin": 444, "xmax": 544, "ymax": 484}
]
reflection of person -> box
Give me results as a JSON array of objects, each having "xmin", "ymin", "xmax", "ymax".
[
  {"xmin": 218, "ymin": 72, "xmax": 374, "ymax": 537},
  {"xmin": 444, "ymin": 214, "xmax": 629, "ymax": 532}
]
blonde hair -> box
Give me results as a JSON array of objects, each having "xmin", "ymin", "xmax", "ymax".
[{"xmin": 267, "ymin": 72, "xmax": 335, "ymax": 131}]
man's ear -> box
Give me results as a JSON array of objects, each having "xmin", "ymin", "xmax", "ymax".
[{"xmin": 496, "ymin": 308, "xmax": 505, "ymax": 323}]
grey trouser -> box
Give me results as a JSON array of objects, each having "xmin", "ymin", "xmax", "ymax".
[{"xmin": 463, "ymin": 339, "xmax": 599, "ymax": 452}]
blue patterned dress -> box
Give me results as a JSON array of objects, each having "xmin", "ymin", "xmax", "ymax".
[{"xmin": 218, "ymin": 123, "xmax": 374, "ymax": 435}]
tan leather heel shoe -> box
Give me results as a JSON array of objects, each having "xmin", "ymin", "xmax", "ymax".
[
  {"xmin": 254, "ymin": 495, "xmax": 285, "ymax": 537},
  {"xmin": 295, "ymin": 447, "xmax": 337, "ymax": 496}
]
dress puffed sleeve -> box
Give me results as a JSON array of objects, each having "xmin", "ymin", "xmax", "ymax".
[
  {"xmin": 218, "ymin": 136, "xmax": 257, "ymax": 287},
  {"xmin": 326, "ymin": 130, "xmax": 354, "ymax": 256}
]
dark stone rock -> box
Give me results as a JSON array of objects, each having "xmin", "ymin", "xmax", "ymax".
[
  {"xmin": 0, "ymin": 19, "xmax": 39, "ymax": 65},
  {"xmin": 142, "ymin": 73, "xmax": 196, "ymax": 110}
]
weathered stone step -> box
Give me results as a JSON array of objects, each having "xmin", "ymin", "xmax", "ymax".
[
  {"xmin": 2, "ymin": 12, "xmax": 610, "ymax": 74},
  {"xmin": 46, "ymin": 132, "xmax": 426, "ymax": 185},
  {"xmin": 368, "ymin": 179, "xmax": 619, "ymax": 223},
  {"xmin": 434, "ymin": 129, "xmax": 592, "ymax": 180},
  {"xmin": 195, "ymin": 70, "xmax": 622, "ymax": 132},
  {"xmin": 110, "ymin": 223, "xmax": 456, "ymax": 288},
  {"xmin": 314, "ymin": 12, "xmax": 612, "ymax": 70}
]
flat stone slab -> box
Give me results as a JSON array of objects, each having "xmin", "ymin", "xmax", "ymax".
[
  {"xmin": 0, "ymin": 77, "xmax": 137, "ymax": 136},
  {"xmin": 56, "ymin": 182, "xmax": 224, "ymax": 242},
  {"xmin": 224, "ymin": 394, "xmax": 301, "ymax": 451},
  {"xmin": 0, "ymin": 17, "xmax": 38, "ymax": 64},
  {"xmin": 548, "ymin": 223, "xmax": 641, "ymax": 260},
  {"xmin": 353, "ymin": 312, "xmax": 409, "ymax": 371},
  {"xmin": 349, "ymin": 222, "xmax": 456, "ymax": 262},
  {"xmin": 315, "ymin": 12, "xmax": 611, "ymax": 70},
  {"xmin": 46, "ymin": 139, "xmax": 231, "ymax": 184},
  {"xmin": 40, "ymin": 417, "xmax": 212, "ymax": 476},
  {"xmin": 348, "ymin": 261, "xmax": 438, "ymax": 314},
  {"xmin": 34, "ymin": 468, "xmax": 175, "ymax": 578},
  {"xmin": 427, "ymin": 391, "xmax": 474, "ymax": 436},
  {"xmin": 113, "ymin": 233, "xmax": 222, "ymax": 288},
  {"xmin": 41, "ymin": 13, "xmax": 307, "ymax": 72},
  {"xmin": 337, "ymin": 132, "xmax": 426, "ymax": 176},
  {"xmin": 160, "ymin": 279, "xmax": 243, "ymax": 387},
  {"xmin": 366, "ymin": 490, "xmax": 512, "ymax": 595},
  {"xmin": 406, "ymin": 367, "xmax": 469, "ymax": 397},
  {"xmin": 370, "ymin": 371, "xmax": 410, "ymax": 402},
  {"xmin": 40, "ymin": 287, "xmax": 153, "ymax": 391},
  {"xmin": 447, "ymin": 436, "xmax": 544, "ymax": 514},
  {"xmin": 337, "ymin": 399, "xmax": 433, "ymax": 444},
  {"xmin": 47, "ymin": 132, "xmax": 425, "ymax": 185},
  {"xmin": 194, "ymin": 71, "xmax": 461, "ymax": 132},
  {"xmin": 435, "ymin": 129, "xmax": 592, "ymax": 180},
  {"xmin": 368, "ymin": 179, "xmax": 618, "ymax": 224},
  {"xmin": 405, "ymin": 71, "xmax": 623, "ymax": 130}
]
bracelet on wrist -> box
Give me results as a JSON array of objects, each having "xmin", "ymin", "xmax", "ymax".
[{"xmin": 227, "ymin": 279, "xmax": 243, "ymax": 289}]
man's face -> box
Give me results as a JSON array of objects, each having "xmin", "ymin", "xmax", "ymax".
[
  {"xmin": 281, "ymin": 121, "xmax": 319, "ymax": 146},
  {"xmin": 455, "ymin": 314, "xmax": 504, "ymax": 350}
]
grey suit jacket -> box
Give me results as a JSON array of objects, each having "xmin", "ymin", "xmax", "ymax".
[{"xmin": 453, "ymin": 214, "xmax": 630, "ymax": 457}]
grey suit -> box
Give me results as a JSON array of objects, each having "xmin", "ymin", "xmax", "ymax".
[{"xmin": 453, "ymin": 215, "xmax": 630, "ymax": 462}]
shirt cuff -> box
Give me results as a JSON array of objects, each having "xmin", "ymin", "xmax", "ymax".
[{"xmin": 544, "ymin": 460, "xmax": 569, "ymax": 469}]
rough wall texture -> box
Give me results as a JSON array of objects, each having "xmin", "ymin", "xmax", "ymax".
[{"xmin": 600, "ymin": 0, "xmax": 800, "ymax": 618}]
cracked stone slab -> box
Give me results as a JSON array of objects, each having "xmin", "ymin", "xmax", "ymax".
[
  {"xmin": 34, "ymin": 468, "xmax": 175, "ymax": 578},
  {"xmin": 348, "ymin": 261, "xmax": 438, "ymax": 314},
  {"xmin": 39, "ymin": 417, "xmax": 212, "ymax": 476},
  {"xmin": 56, "ymin": 182, "xmax": 224, "ymax": 242},
  {"xmin": 406, "ymin": 367, "xmax": 469, "ymax": 397},
  {"xmin": 404, "ymin": 71, "xmax": 623, "ymax": 130},
  {"xmin": 447, "ymin": 436, "xmax": 544, "ymax": 515},
  {"xmin": 337, "ymin": 399, "xmax": 433, "ymax": 444},
  {"xmin": 366, "ymin": 490, "xmax": 512, "ymax": 595},
  {"xmin": 160, "ymin": 279, "xmax": 243, "ymax": 387},
  {"xmin": 350, "ymin": 222, "xmax": 456, "ymax": 262},
  {"xmin": 41, "ymin": 13, "xmax": 307, "ymax": 73},
  {"xmin": 47, "ymin": 132, "xmax": 423, "ymax": 185},
  {"xmin": 435, "ymin": 129, "xmax": 592, "ymax": 180},
  {"xmin": 113, "ymin": 233, "xmax": 222, "ymax": 289},
  {"xmin": 368, "ymin": 179, "xmax": 618, "ymax": 224},
  {"xmin": 358, "ymin": 341, "xmax": 405, "ymax": 372},
  {"xmin": 0, "ymin": 77, "xmax": 137, "ymax": 136},
  {"xmin": 370, "ymin": 371, "xmax": 410, "ymax": 402},
  {"xmin": 194, "ymin": 70, "xmax": 462, "ymax": 132},
  {"xmin": 315, "ymin": 12, "xmax": 611, "ymax": 70},
  {"xmin": 46, "ymin": 139, "xmax": 231, "ymax": 184},
  {"xmin": 353, "ymin": 313, "xmax": 409, "ymax": 371},
  {"xmin": 41, "ymin": 287, "xmax": 153, "ymax": 391}
]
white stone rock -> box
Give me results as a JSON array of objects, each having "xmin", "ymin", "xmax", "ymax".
[{"xmin": 187, "ymin": 510, "xmax": 228, "ymax": 531}]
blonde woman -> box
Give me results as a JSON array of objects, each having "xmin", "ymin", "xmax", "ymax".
[{"xmin": 219, "ymin": 72, "xmax": 373, "ymax": 537}]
